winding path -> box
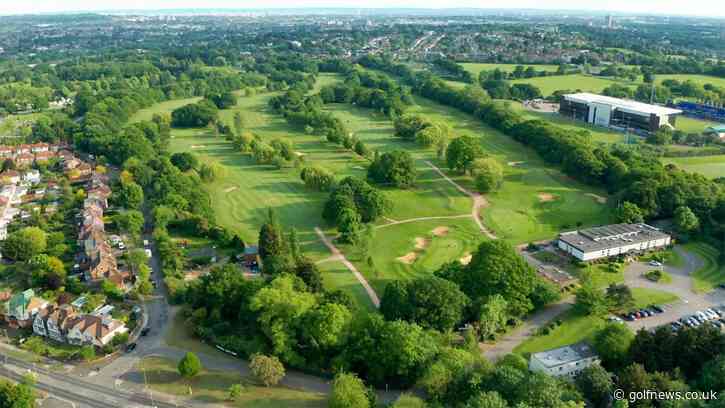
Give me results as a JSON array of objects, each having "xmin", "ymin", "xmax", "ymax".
[
  {"xmin": 424, "ymin": 160, "xmax": 497, "ymax": 239},
  {"xmin": 315, "ymin": 227, "xmax": 381, "ymax": 308}
]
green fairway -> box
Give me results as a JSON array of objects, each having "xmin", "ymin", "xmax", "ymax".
[
  {"xmin": 138, "ymin": 357, "xmax": 326, "ymax": 408},
  {"xmin": 511, "ymin": 74, "xmax": 637, "ymax": 96},
  {"xmin": 684, "ymin": 243, "xmax": 725, "ymax": 292},
  {"xmin": 129, "ymin": 97, "xmax": 201, "ymax": 123},
  {"xmin": 460, "ymin": 63, "xmax": 560, "ymax": 76},
  {"xmin": 318, "ymin": 260, "xmax": 376, "ymax": 312},
  {"xmin": 662, "ymin": 155, "xmax": 725, "ymax": 179}
]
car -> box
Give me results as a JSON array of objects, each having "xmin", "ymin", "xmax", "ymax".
[
  {"xmin": 145, "ymin": 249, "xmax": 152, "ymax": 258},
  {"xmin": 608, "ymin": 316, "xmax": 624, "ymax": 323},
  {"xmin": 624, "ymin": 314, "xmax": 635, "ymax": 321},
  {"xmin": 141, "ymin": 328, "xmax": 150, "ymax": 336},
  {"xmin": 143, "ymin": 240, "xmax": 150, "ymax": 247},
  {"xmin": 648, "ymin": 260, "xmax": 663, "ymax": 267},
  {"xmin": 125, "ymin": 343, "xmax": 137, "ymax": 352},
  {"xmin": 118, "ymin": 242, "xmax": 126, "ymax": 250},
  {"xmin": 640, "ymin": 309, "xmax": 651, "ymax": 317},
  {"xmin": 651, "ymin": 305, "xmax": 665, "ymax": 313}
]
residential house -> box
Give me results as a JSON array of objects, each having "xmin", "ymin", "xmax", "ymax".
[
  {"xmin": 14, "ymin": 145, "xmax": 30, "ymax": 155},
  {"xmin": 14, "ymin": 153, "xmax": 34, "ymax": 167},
  {"xmin": 30, "ymin": 143, "xmax": 49, "ymax": 153},
  {"xmin": 23, "ymin": 169, "xmax": 40, "ymax": 184},
  {"xmin": 5, "ymin": 289, "xmax": 48, "ymax": 328},
  {"xmin": 0, "ymin": 146, "xmax": 13, "ymax": 158},
  {"xmin": 242, "ymin": 245, "xmax": 261, "ymax": 271},
  {"xmin": 34, "ymin": 151, "xmax": 54, "ymax": 162},
  {"xmin": 33, "ymin": 304, "xmax": 78, "ymax": 342},
  {"xmin": 1, "ymin": 170, "xmax": 20, "ymax": 184},
  {"xmin": 66, "ymin": 314, "xmax": 128, "ymax": 347}
]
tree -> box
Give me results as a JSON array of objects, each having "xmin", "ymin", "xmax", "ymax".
[
  {"xmin": 593, "ymin": 323, "xmax": 634, "ymax": 369},
  {"xmin": 294, "ymin": 258, "xmax": 324, "ymax": 293},
  {"xmin": 171, "ymin": 100, "xmax": 218, "ymax": 128},
  {"xmin": 574, "ymin": 283, "xmax": 608, "ymax": 316},
  {"xmin": 170, "ymin": 152, "xmax": 199, "ymax": 171},
  {"xmin": 303, "ymin": 303, "xmax": 353, "ymax": 349},
  {"xmin": 300, "ymin": 166, "xmax": 336, "ymax": 191},
  {"xmin": 616, "ymin": 202, "xmax": 645, "ymax": 224},
  {"xmin": 2, "ymin": 227, "xmax": 47, "ymax": 261},
  {"xmin": 446, "ymin": 136, "xmax": 482, "ymax": 174},
  {"xmin": 478, "ymin": 294, "xmax": 509, "ymax": 340},
  {"xmin": 177, "ymin": 352, "xmax": 202, "ymax": 380},
  {"xmin": 114, "ymin": 181, "xmax": 144, "ymax": 209},
  {"xmin": 390, "ymin": 394, "xmax": 427, "ymax": 408},
  {"xmin": 233, "ymin": 112, "xmax": 245, "ymax": 135},
  {"xmin": 115, "ymin": 210, "xmax": 145, "ymax": 236},
  {"xmin": 698, "ymin": 355, "xmax": 725, "ymax": 392},
  {"xmin": 207, "ymin": 91, "xmax": 237, "ymax": 109},
  {"xmin": 575, "ymin": 365, "xmax": 613, "ymax": 408},
  {"xmin": 464, "ymin": 391, "xmax": 509, "ymax": 408},
  {"xmin": 227, "ymin": 384, "xmax": 244, "ymax": 401},
  {"xmin": 329, "ymin": 372, "xmax": 371, "ymax": 408},
  {"xmin": 674, "ymin": 206, "xmax": 700, "ymax": 234},
  {"xmin": 472, "ymin": 158, "xmax": 504, "ymax": 193},
  {"xmin": 367, "ymin": 150, "xmax": 416, "ymax": 188},
  {"xmin": 605, "ymin": 284, "xmax": 634, "ymax": 311},
  {"xmin": 0, "ymin": 379, "xmax": 35, "ymax": 408},
  {"xmin": 249, "ymin": 354, "xmax": 286, "ymax": 387}
]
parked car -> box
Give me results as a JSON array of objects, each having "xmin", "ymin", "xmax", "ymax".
[
  {"xmin": 145, "ymin": 249, "xmax": 152, "ymax": 258},
  {"xmin": 143, "ymin": 240, "xmax": 149, "ymax": 247},
  {"xmin": 118, "ymin": 242, "xmax": 126, "ymax": 250},
  {"xmin": 125, "ymin": 343, "xmax": 137, "ymax": 352},
  {"xmin": 648, "ymin": 260, "xmax": 663, "ymax": 267},
  {"xmin": 141, "ymin": 328, "xmax": 150, "ymax": 336},
  {"xmin": 651, "ymin": 305, "xmax": 664, "ymax": 313}
]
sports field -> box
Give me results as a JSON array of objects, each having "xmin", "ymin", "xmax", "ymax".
[
  {"xmin": 661, "ymin": 155, "xmax": 725, "ymax": 179},
  {"xmin": 510, "ymin": 74, "xmax": 637, "ymax": 96},
  {"xmin": 460, "ymin": 63, "xmax": 560, "ymax": 76}
]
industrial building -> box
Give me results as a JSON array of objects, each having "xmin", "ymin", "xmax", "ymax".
[
  {"xmin": 557, "ymin": 223, "xmax": 671, "ymax": 262},
  {"xmin": 529, "ymin": 342, "xmax": 600, "ymax": 378},
  {"xmin": 559, "ymin": 93, "xmax": 682, "ymax": 133}
]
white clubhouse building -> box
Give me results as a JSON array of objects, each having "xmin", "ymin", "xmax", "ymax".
[{"xmin": 558, "ymin": 223, "xmax": 671, "ymax": 262}]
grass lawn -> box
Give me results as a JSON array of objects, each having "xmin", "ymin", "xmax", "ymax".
[
  {"xmin": 460, "ymin": 63, "xmax": 560, "ymax": 76},
  {"xmin": 656, "ymin": 74, "xmax": 725, "ymax": 89},
  {"xmin": 514, "ymin": 287, "xmax": 678, "ymax": 355},
  {"xmin": 684, "ymin": 243, "xmax": 725, "ymax": 292},
  {"xmin": 318, "ymin": 260, "xmax": 376, "ymax": 312},
  {"xmin": 165, "ymin": 309, "xmax": 233, "ymax": 358},
  {"xmin": 138, "ymin": 357, "xmax": 326, "ymax": 408},
  {"xmin": 510, "ymin": 74, "xmax": 637, "ymax": 97},
  {"xmin": 129, "ymin": 97, "xmax": 201, "ymax": 124},
  {"xmin": 661, "ymin": 155, "xmax": 725, "ymax": 179},
  {"xmin": 674, "ymin": 116, "xmax": 717, "ymax": 134}
]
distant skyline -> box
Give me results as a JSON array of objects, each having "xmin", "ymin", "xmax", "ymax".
[{"xmin": 2, "ymin": 0, "xmax": 725, "ymax": 18}]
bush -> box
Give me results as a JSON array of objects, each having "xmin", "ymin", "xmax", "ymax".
[{"xmin": 249, "ymin": 354, "xmax": 286, "ymax": 387}]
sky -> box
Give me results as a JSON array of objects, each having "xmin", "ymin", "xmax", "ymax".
[{"xmin": 1, "ymin": 0, "xmax": 724, "ymax": 17}]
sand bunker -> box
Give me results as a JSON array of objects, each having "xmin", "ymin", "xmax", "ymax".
[
  {"xmin": 224, "ymin": 186, "xmax": 238, "ymax": 193},
  {"xmin": 294, "ymin": 151, "xmax": 305, "ymax": 157},
  {"xmin": 415, "ymin": 237, "xmax": 431, "ymax": 250},
  {"xmin": 432, "ymin": 226, "xmax": 450, "ymax": 237},
  {"xmin": 191, "ymin": 145, "xmax": 205, "ymax": 149},
  {"xmin": 460, "ymin": 253, "xmax": 473, "ymax": 265},
  {"xmin": 538, "ymin": 193, "xmax": 557, "ymax": 202},
  {"xmin": 397, "ymin": 252, "xmax": 418, "ymax": 264},
  {"xmin": 508, "ymin": 161, "xmax": 525, "ymax": 166},
  {"xmin": 586, "ymin": 193, "xmax": 607, "ymax": 204}
]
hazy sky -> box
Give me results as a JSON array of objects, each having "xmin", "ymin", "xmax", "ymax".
[{"xmin": 1, "ymin": 0, "xmax": 724, "ymax": 17}]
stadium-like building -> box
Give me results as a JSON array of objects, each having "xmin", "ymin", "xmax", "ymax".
[{"xmin": 559, "ymin": 92, "xmax": 682, "ymax": 133}]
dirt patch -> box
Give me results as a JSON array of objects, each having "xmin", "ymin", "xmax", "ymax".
[
  {"xmin": 586, "ymin": 193, "xmax": 607, "ymax": 204},
  {"xmin": 432, "ymin": 226, "xmax": 450, "ymax": 237},
  {"xmin": 537, "ymin": 193, "xmax": 557, "ymax": 202},
  {"xmin": 460, "ymin": 253, "xmax": 473, "ymax": 265},
  {"xmin": 224, "ymin": 186, "xmax": 238, "ymax": 193},
  {"xmin": 507, "ymin": 161, "xmax": 525, "ymax": 167},
  {"xmin": 397, "ymin": 252, "xmax": 418, "ymax": 264},
  {"xmin": 415, "ymin": 237, "xmax": 431, "ymax": 250}
]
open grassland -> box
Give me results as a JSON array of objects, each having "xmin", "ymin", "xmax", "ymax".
[
  {"xmin": 656, "ymin": 74, "xmax": 725, "ymax": 88},
  {"xmin": 460, "ymin": 63, "xmax": 560, "ymax": 76},
  {"xmin": 129, "ymin": 97, "xmax": 201, "ymax": 123},
  {"xmin": 137, "ymin": 357, "xmax": 326, "ymax": 408},
  {"xmin": 510, "ymin": 74, "xmax": 637, "ymax": 96},
  {"xmin": 514, "ymin": 288, "xmax": 679, "ymax": 355},
  {"xmin": 684, "ymin": 243, "xmax": 725, "ymax": 292},
  {"xmin": 662, "ymin": 155, "xmax": 725, "ymax": 179}
]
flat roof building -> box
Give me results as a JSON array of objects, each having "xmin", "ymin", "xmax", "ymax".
[
  {"xmin": 529, "ymin": 342, "xmax": 599, "ymax": 378},
  {"xmin": 559, "ymin": 92, "xmax": 682, "ymax": 133},
  {"xmin": 558, "ymin": 223, "xmax": 671, "ymax": 262}
]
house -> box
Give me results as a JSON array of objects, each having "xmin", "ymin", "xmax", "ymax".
[
  {"xmin": 23, "ymin": 169, "xmax": 40, "ymax": 184},
  {"xmin": 34, "ymin": 151, "xmax": 54, "ymax": 162},
  {"xmin": 1, "ymin": 170, "xmax": 20, "ymax": 184},
  {"xmin": 30, "ymin": 143, "xmax": 49, "ymax": 153},
  {"xmin": 0, "ymin": 146, "xmax": 13, "ymax": 158},
  {"xmin": 242, "ymin": 245, "xmax": 260, "ymax": 271},
  {"xmin": 529, "ymin": 342, "xmax": 599, "ymax": 378},
  {"xmin": 5, "ymin": 289, "xmax": 49, "ymax": 328},
  {"xmin": 33, "ymin": 304, "xmax": 78, "ymax": 342},
  {"xmin": 14, "ymin": 153, "xmax": 34, "ymax": 167},
  {"xmin": 63, "ymin": 157, "xmax": 81, "ymax": 171},
  {"xmin": 66, "ymin": 314, "xmax": 128, "ymax": 347},
  {"xmin": 14, "ymin": 145, "xmax": 30, "ymax": 155},
  {"xmin": 557, "ymin": 223, "xmax": 671, "ymax": 262}
]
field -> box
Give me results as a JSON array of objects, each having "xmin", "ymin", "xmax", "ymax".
[
  {"xmin": 662, "ymin": 155, "xmax": 725, "ymax": 179},
  {"xmin": 656, "ymin": 74, "xmax": 725, "ymax": 89},
  {"xmin": 129, "ymin": 97, "xmax": 202, "ymax": 123},
  {"xmin": 674, "ymin": 116, "xmax": 717, "ymax": 134},
  {"xmin": 137, "ymin": 357, "xmax": 325, "ymax": 408},
  {"xmin": 684, "ymin": 243, "xmax": 725, "ymax": 292},
  {"xmin": 460, "ymin": 63, "xmax": 560, "ymax": 76},
  {"xmin": 510, "ymin": 74, "xmax": 636, "ymax": 97}
]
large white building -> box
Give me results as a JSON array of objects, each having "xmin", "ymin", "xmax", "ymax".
[
  {"xmin": 529, "ymin": 342, "xmax": 599, "ymax": 378},
  {"xmin": 558, "ymin": 223, "xmax": 671, "ymax": 262},
  {"xmin": 559, "ymin": 93, "xmax": 682, "ymax": 133}
]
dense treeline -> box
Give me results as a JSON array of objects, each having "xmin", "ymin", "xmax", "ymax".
[
  {"xmin": 319, "ymin": 69, "xmax": 413, "ymax": 117},
  {"xmin": 432, "ymin": 57, "xmax": 474, "ymax": 83},
  {"xmin": 356, "ymin": 55, "xmax": 725, "ymax": 241}
]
